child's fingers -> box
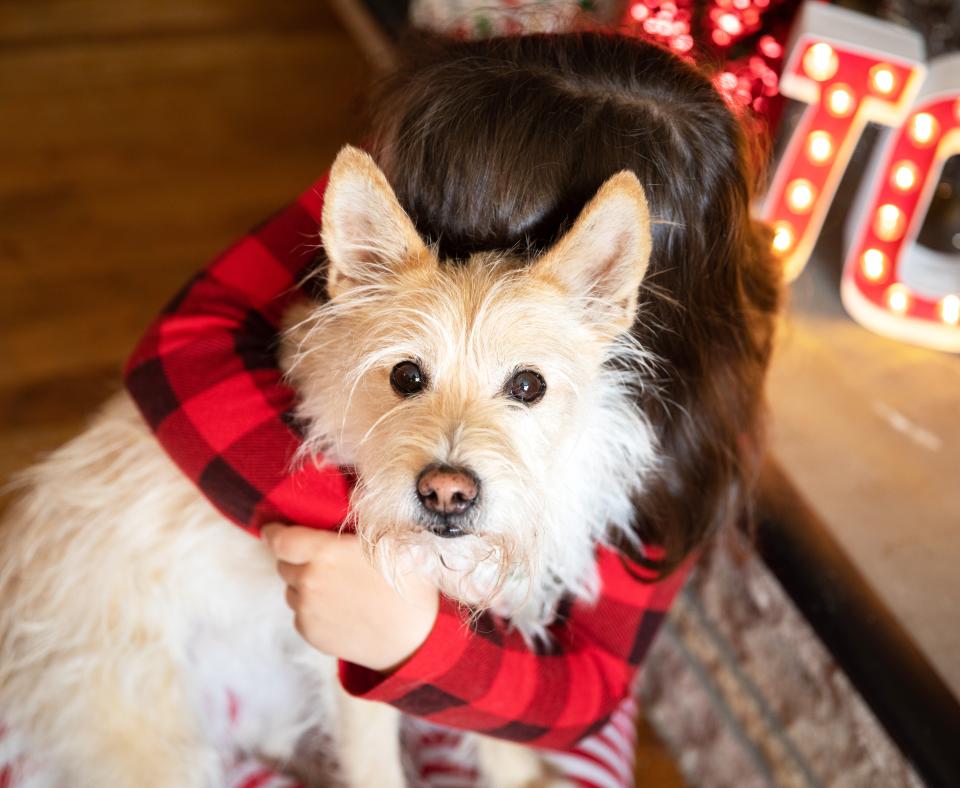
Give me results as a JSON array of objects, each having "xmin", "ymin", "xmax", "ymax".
[
  {"xmin": 276, "ymin": 559, "xmax": 306, "ymax": 588},
  {"xmin": 262, "ymin": 524, "xmax": 332, "ymax": 563},
  {"xmin": 284, "ymin": 585, "xmax": 300, "ymax": 611}
]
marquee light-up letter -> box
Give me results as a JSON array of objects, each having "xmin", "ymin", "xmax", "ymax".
[
  {"xmin": 842, "ymin": 53, "xmax": 960, "ymax": 353},
  {"xmin": 759, "ymin": 3, "xmax": 925, "ymax": 280}
]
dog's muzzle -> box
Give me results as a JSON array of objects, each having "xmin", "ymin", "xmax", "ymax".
[{"xmin": 415, "ymin": 464, "xmax": 479, "ymax": 538}]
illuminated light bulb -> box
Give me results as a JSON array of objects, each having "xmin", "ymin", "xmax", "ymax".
[
  {"xmin": 874, "ymin": 203, "xmax": 906, "ymax": 242},
  {"xmin": 826, "ymin": 84, "xmax": 855, "ymax": 117},
  {"xmin": 869, "ymin": 64, "xmax": 897, "ymax": 96},
  {"xmin": 806, "ymin": 130, "xmax": 834, "ymax": 164},
  {"xmin": 630, "ymin": 3, "xmax": 650, "ymax": 22},
  {"xmin": 771, "ymin": 222, "xmax": 795, "ymax": 255},
  {"xmin": 717, "ymin": 13, "xmax": 742, "ymax": 35},
  {"xmin": 802, "ymin": 42, "xmax": 839, "ymax": 82},
  {"xmin": 759, "ymin": 35, "xmax": 782, "ymax": 59},
  {"xmin": 885, "ymin": 284, "xmax": 911, "ymax": 315},
  {"xmin": 716, "ymin": 71, "xmax": 738, "ymax": 92},
  {"xmin": 712, "ymin": 29, "xmax": 732, "ymax": 47},
  {"xmin": 786, "ymin": 179, "xmax": 816, "ymax": 214},
  {"xmin": 860, "ymin": 249, "xmax": 888, "ymax": 282},
  {"xmin": 940, "ymin": 294, "xmax": 960, "ymax": 326},
  {"xmin": 891, "ymin": 161, "xmax": 919, "ymax": 192},
  {"xmin": 909, "ymin": 113, "xmax": 939, "ymax": 146}
]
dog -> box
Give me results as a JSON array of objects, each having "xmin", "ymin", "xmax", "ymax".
[
  {"xmin": 0, "ymin": 143, "xmax": 657, "ymax": 787},
  {"xmin": 1, "ymin": 28, "xmax": 782, "ymax": 785}
]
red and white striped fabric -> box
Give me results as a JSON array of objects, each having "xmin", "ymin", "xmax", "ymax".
[
  {"xmin": 540, "ymin": 696, "xmax": 639, "ymax": 788},
  {"xmin": 224, "ymin": 760, "xmax": 301, "ymax": 788},
  {"xmin": 0, "ymin": 695, "xmax": 638, "ymax": 787},
  {"xmin": 220, "ymin": 696, "xmax": 638, "ymax": 788}
]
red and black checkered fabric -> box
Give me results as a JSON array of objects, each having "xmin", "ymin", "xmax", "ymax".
[
  {"xmin": 124, "ymin": 174, "xmax": 690, "ymax": 750},
  {"xmin": 126, "ymin": 176, "xmax": 351, "ymax": 533}
]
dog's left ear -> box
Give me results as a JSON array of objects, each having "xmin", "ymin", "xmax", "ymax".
[
  {"xmin": 321, "ymin": 145, "xmax": 433, "ymax": 298},
  {"xmin": 532, "ymin": 171, "xmax": 652, "ymax": 331}
]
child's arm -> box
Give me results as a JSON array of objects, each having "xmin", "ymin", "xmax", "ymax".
[
  {"xmin": 125, "ymin": 176, "xmax": 351, "ymax": 533},
  {"xmin": 276, "ymin": 527, "xmax": 687, "ymax": 750},
  {"xmin": 124, "ymin": 176, "xmax": 690, "ymax": 749},
  {"xmin": 344, "ymin": 546, "xmax": 686, "ymax": 750}
]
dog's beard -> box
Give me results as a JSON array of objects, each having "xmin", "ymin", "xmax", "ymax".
[
  {"xmin": 345, "ymin": 413, "xmax": 546, "ymax": 617},
  {"xmin": 331, "ymin": 358, "xmax": 658, "ymax": 639}
]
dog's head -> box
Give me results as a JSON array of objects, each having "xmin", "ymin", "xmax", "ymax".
[{"xmin": 284, "ymin": 146, "xmax": 656, "ymax": 612}]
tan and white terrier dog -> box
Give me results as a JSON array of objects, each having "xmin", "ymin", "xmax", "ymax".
[{"xmin": 0, "ymin": 145, "xmax": 656, "ymax": 787}]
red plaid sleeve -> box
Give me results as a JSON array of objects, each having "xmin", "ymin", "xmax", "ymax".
[
  {"xmin": 124, "ymin": 174, "xmax": 691, "ymax": 749},
  {"xmin": 340, "ymin": 548, "xmax": 690, "ymax": 750},
  {"xmin": 124, "ymin": 175, "xmax": 351, "ymax": 533}
]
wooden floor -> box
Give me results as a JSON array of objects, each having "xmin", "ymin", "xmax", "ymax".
[
  {"xmin": 0, "ymin": 0, "xmax": 371, "ymax": 484},
  {"xmin": 0, "ymin": 1, "xmax": 683, "ymax": 784}
]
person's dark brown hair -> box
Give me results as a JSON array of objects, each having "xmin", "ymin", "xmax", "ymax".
[{"xmin": 362, "ymin": 31, "xmax": 781, "ymax": 577}]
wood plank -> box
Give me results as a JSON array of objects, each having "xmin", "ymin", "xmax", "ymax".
[
  {"xmin": 636, "ymin": 715, "xmax": 687, "ymax": 786},
  {"xmin": 0, "ymin": 2, "xmax": 371, "ymax": 479},
  {"xmin": 0, "ymin": 33, "xmax": 370, "ymax": 383},
  {"xmin": 0, "ymin": 0, "xmax": 341, "ymax": 43}
]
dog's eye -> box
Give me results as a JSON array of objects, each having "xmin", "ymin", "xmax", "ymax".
[
  {"xmin": 506, "ymin": 369, "xmax": 546, "ymax": 405},
  {"xmin": 390, "ymin": 361, "xmax": 425, "ymax": 397}
]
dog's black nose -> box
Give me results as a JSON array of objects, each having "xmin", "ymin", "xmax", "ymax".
[{"xmin": 416, "ymin": 464, "xmax": 479, "ymax": 522}]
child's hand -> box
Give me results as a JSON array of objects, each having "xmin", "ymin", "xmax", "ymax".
[{"xmin": 262, "ymin": 525, "xmax": 439, "ymax": 673}]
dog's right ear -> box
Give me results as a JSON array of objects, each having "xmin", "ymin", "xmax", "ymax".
[
  {"xmin": 321, "ymin": 145, "xmax": 433, "ymax": 298},
  {"xmin": 532, "ymin": 170, "xmax": 652, "ymax": 333}
]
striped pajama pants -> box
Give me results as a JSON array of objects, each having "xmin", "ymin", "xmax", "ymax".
[
  {"xmin": 0, "ymin": 697, "xmax": 637, "ymax": 788},
  {"xmin": 226, "ymin": 696, "xmax": 639, "ymax": 788}
]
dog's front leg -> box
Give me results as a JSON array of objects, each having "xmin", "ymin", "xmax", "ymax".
[
  {"xmin": 336, "ymin": 689, "xmax": 405, "ymax": 788},
  {"xmin": 477, "ymin": 736, "xmax": 574, "ymax": 788}
]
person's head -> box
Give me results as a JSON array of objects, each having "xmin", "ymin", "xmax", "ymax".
[{"xmin": 353, "ymin": 32, "xmax": 780, "ymax": 577}]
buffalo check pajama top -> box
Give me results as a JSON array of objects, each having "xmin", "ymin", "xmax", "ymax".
[{"xmin": 122, "ymin": 174, "xmax": 692, "ymax": 785}]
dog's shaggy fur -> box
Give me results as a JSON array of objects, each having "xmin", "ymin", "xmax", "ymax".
[
  {"xmin": 0, "ymin": 31, "xmax": 780, "ymax": 787},
  {"xmin": 286, "ymin": 149, "xmax": 657, "ymax": 638}
]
